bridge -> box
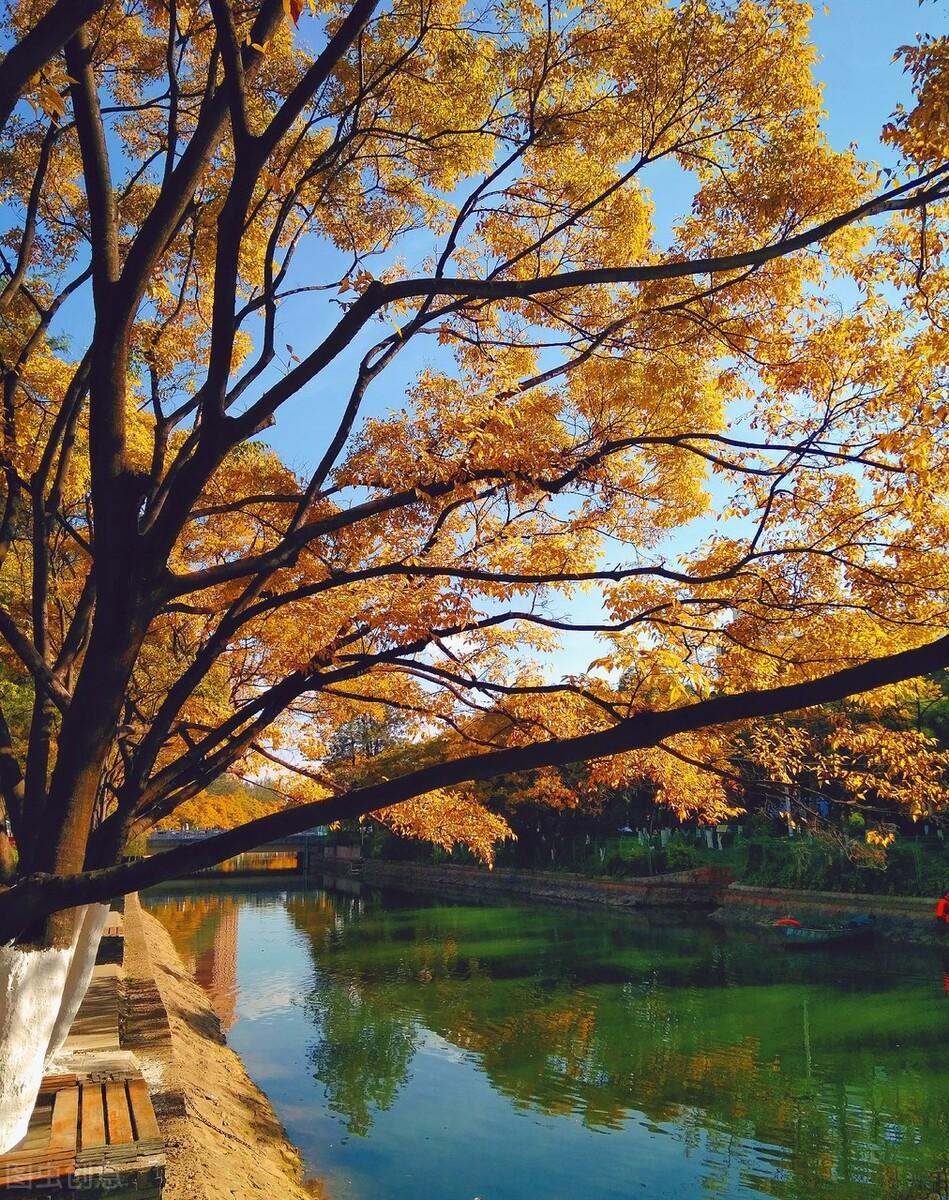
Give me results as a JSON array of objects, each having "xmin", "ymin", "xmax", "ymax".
[
  {"xmin": 143, "ymin": 830, "xmax": 360, "ymax": 878},
  {"xmin": 146, "ymin": 829, "xmax": 326, "ymax": 854}
]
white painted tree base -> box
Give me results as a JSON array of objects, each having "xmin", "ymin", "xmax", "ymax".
[
  {"xmin": 0, "ymin": 941, "xmax": 73, "ymax": 1153},
  {"xmin": 45, "ymin": 903, "xmax": 110, "ymax": 1063}
]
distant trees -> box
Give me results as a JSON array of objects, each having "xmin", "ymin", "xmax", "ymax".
[
  {"xmin": 324, "ymin": 713, "xmax": 409, "ymax": 773},
  {"xmin": 155, "ymin": 775, "xmax": 283, "ymax": 831},
  {"xmin": 338, "ymin": 672, "xmax": 949, "ymax": 868}
]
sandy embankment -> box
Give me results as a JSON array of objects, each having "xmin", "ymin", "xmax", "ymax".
[{"xmin": 123, "ymin": 894, "xmax": 325, "ymax": 1200}]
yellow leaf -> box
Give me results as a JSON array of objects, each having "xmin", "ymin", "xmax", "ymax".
[{"xmin": 283, "ymin": 0, "xmax": 304, "ymax": 27}]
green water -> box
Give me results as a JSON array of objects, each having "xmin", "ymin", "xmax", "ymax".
[{"xmin": 145, "ymin": 882, "xmax": 949, "ymax": 1200}]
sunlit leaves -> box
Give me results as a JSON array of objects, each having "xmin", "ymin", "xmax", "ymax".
[{"xmin": 0, "ymin": 0, "xmax": 946, "ymax": 874}]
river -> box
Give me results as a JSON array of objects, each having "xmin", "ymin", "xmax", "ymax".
[{"xmin": 144, "ymin": 879, "xmax": 949, "ymax": 1200}]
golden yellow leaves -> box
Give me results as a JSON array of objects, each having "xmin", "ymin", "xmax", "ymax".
[
  {"xmin": 2, "ymin": 0, "xmax": 946, "ymax": 874},
  {"xmin": 885, "ymin": 35, "xmax": 949, "ymax": 167},
  {"xmin": 29, "ymin": 82, "xmax": 67, "ymax": 123},
  {"xmin": 823, "ymin": 720, "xmax": 949, "ymax": 821},
  {"xmin": 374, "ymin": 789, "xmax": 514, "ymax": 865},
  {"xmin": 156, "ymin": 784, "xmax": 284, "ymax": 831},
  {"xmin": 283, "ymin": 0, "xmax": 307, "ymax": 28},
  {"xmin": 26, "ymin": 63, "xmax": 76, "ymax": 123},
  {"xmin": 338, "ymin": 269, "xmax": 377, "ymax": 295},
  {"xmin": 586, "ymin": 730, "xmax": 741, "ymax": 825},
  {"xmin": 737, "ymin": 690, "xmax": 948, "ymax": 835},
  {"xmin": 260, "ymin": 168, "xmax": 291, "ymax": 198}
]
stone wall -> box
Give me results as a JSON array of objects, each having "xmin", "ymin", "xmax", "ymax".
[
  {"xmin": 320, "ymin": 859, "xmax": 947, "ymax": 944},
  {"xmin": 321, "ymin": 858, "xmax": 731, "ymax": 910}
]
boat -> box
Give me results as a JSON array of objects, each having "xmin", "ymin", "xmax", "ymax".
[{"xmin": 771, "ymin": 914, "xmax": 876, "ymax": 947}]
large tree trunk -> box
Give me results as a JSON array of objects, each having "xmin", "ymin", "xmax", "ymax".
[
  {"xmin": 0, "ymin": 834, "xmax": 15, "ymax": 884},
  {"xmin": 44, "ymin": 902, "xmax": 110, "ymax": 1064},
  {"xmin": 0, "ymin": 903, "xmax": 112, "ymax": 1152},
  {"xmin": 0, "ymin": 911, "xmax": 83, "ymax": 1153}
]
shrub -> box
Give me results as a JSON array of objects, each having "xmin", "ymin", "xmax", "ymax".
[
  {"xmin": 604, "ymin": 842, "xmax": 663, "ymax": 877},
  {"xmin": 664, "ymin": 837, "xmax": 703, "ymax": 873}
]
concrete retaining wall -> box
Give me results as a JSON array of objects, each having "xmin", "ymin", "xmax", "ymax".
[
  {"xmin": 321, "ymin": 860, "xmax": 947, "ymax": 944},
  {"xmin": 321, "ymin": 858, "xmax": 731, "ymax": 910}
]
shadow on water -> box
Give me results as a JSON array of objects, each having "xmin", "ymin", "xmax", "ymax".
[{"xmin": 145, "ymin": 880, "xmax": 949, "ymax": 1200}]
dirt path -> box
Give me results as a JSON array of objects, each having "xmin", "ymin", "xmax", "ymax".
[{"xmin": 124, "ymin": 895, "xmax": 326, "ymax": 1200}]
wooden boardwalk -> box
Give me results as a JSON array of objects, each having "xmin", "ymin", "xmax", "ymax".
[
  {"xmin": 0, "ymin": 912, "xmax": 166, "ymax": 1196},
  {"xmin": 62, "ymin": 965, "xmax": 122, "ymax": 1054},
  {"xmin": 0, "ymin": 1063, "xmax": 164, "ymax": 1194}
]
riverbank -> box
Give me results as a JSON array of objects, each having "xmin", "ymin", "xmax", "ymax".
[
  {"xmin": 123, "ymin": 895, "xmax": 324, "ymax": 1200},
  {"xmin": 324, "ymin": 858, "xmax": 731, "ymax": 909},
  {"xmin": 320, "ymin": 859, "xmax": 944, "ymax": 942},
  {"xmin": 713, "ymin": 883, "xmax": 940, "ymax": 941}
]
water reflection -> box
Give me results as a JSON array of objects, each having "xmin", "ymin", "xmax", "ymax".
[
  {"xmin": 146, "ymin": 883, "xmax": 949, "ymax": 1200},
  {"xmin": 147, "ymin": 894, "xmax": 240, "ymax": 1030}
]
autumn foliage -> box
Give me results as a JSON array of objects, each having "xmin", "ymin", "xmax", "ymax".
[{"xmin": 0, "ymin": 0, "xmax": 946, "ymax": 938}]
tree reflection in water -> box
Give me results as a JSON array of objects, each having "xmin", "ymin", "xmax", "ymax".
[
  {"xmin": 148, "ymin": 885, "xmax": 949, "ymax": 1200},
  {"xmin": 148, "ymin": 894, "xmax": 240, "ymax": 1031}
]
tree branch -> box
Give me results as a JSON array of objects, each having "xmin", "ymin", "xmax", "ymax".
[
  {"xmin": 2, "ymin": 632, "xmax": 946, "ymax": 938},
  {"xmin": 0, "ymin": 0, "xmax": 107, "ymax": 134}
]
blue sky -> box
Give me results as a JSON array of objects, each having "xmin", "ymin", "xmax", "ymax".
[
  {"xmin": 256, "ymin": 0, "xmax": 945, "ymax": 678},
  {"xmin": 261, "ymin": 0, "xmax": 940, "ymax": 469}
]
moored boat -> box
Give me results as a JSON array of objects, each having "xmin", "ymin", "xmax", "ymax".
[{"xmin": 771, "ymin": 914, "xmax": 876, "ymax": 947}]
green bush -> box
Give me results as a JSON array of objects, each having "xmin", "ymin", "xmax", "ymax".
[
  {"xmin": 596, "ymin": 831, "xmax": 949, "ymax": 895},
  {"xmin": 731, "ymin": 834, "xmax": 949, "ymax": 896},
  {"xmin": 124, "ymin": 834, "xmax": 148, "ymax": 859},
  {"xmin": 745, "ymin": 812, "xmax": 776, "ymax": 838},
  {"xmin": 664, "ymin": 836, "xmax": 702, "ymax": 873},
  {"xmin": 378, "ymin": 821, "xmax": 949, "ymax": 897},
  {"xmin": 604, "ymin": 842, "xmax": 665, "ymax": 877}
]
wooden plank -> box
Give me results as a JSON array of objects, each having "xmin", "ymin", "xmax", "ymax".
[
  {"xmin": 126, "ymin": 1078, "xmax": 161, "ymax": 1143},
  {"xmin": 74, "ymin": 1163, "xmax": 165, "ymax": 1200},
  {"xmin": 15, "ymin": 1094, "xmax": 53, "ymax": 1152},
  {"xmin": 90, "ymin": 963, "xmax": 123, "ymax": 982},
  {"xmin": 0, "ymin": 1163, "xmax": 74, "ymax": 1185},
  {"xmin": 65, "ymin": 1051, "xmax": 139, "ymax": 1078},
  {"xmin": 0, "ymin": 1150, "xmax": 75, "ymax": 1185},
  {"xmin": 48, "ymin": 1085, "xmax": 79, "ymax": 1151},
  {"xmin": 1, "ymin": 1059, "xmax": 165, "ymax": 1193},
  {"xmin": 38, "ymin": 1072, "xmax": 79, "ymax": 1092},
  {"xmin": 106, "ymin": 1081, "xmax": 134, "ymax": 1145},
  {"xmin": 0, "ymin": 1143, "xmax": 75, "ymax": 1167},
  {"xmin": 65, "ymin": 979, "xmax": 121, "ymax": 1053},
  {"xmin": 80, "ymin": 1082, "xmax": 106, "ymax": 1150}
]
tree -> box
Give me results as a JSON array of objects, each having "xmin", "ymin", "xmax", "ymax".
[
  {"xmin": 0, "ymin": 0, "xmax": 947, "ymax": 1149},
  {"xmin": 154, "ymin": 774, "xmax": 284, "ymax": 830},
  {"xmin": 324, "ymin": 711, "xmax": 408, "ymax": 770}
]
